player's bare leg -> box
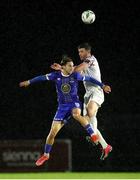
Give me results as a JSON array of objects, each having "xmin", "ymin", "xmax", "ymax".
[{"xmin": 36, "ymin": 121, "xmax": 64, "ymax": 166}]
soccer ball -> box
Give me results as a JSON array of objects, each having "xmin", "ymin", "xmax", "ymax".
[{"xmin": 81, "ymin": 10, "xmax": 95, "ymax": 24}]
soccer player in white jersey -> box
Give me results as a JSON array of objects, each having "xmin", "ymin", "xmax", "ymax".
[
  {"xmin": 51, "ymin": 43, "xmax": 112, "ymax": 160},
  {"xmin": 75, "ymin": 43, "xmax": 112, "ymax": 160}
]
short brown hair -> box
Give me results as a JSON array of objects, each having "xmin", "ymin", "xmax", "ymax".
[
  {"xmin": 60, "ymin": 55, "xmax": 73, "ymax": 66},
  {"xmin": 78, "ymin": 42, "xmax": 92, "ymax": 51}
]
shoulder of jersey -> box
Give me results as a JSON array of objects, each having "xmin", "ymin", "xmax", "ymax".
[
  {"xmin": 54, "ymin": 71, "xmax": 61, "ymax": 75},
  {"xmin": 88, "ymin": 55, "xmax": 96, "ymax": 61}
]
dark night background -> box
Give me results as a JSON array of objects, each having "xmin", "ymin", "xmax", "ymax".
[{"xmin": 0, "ymin": 0, "xmax": 139, "ymax": 172}]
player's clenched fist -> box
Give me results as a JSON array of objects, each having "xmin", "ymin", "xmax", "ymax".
[
  {"xmin": 19, "ymin": 80, "xmax": 30, "ymax": 87},
  {"xmin": 102, "ymin": 85, "xmax": 111, "ymax": 94}
]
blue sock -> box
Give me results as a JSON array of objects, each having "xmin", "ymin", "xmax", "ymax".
[
  {"xmin": 85, "ymin": 124, "xmax": 94, "ymax": 136},
  {"xmin": 44, "ymin": 144, "xmax": 52, "ymax": 154}
]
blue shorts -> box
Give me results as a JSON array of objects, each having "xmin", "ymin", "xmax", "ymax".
[{"xmin": 53, "ymin": 101, "xmax": 82, "ymax": 124}]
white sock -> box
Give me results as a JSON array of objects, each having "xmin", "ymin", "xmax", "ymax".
[
  {"xmin": 97, "ymin": 129, "xmax": 107, "ymax": 149},
  {"xmin": 90, "ymin": 116, "xmax": 107, "ymax": 149}
]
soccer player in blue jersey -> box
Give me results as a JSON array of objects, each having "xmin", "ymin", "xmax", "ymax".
[
  {"xmin": 19, "ymin": 56, "xmax": 111, "ymax": 166},
  {"xmin": 51, "ymin": 44, "xmax": 112, "ymax": 160}
]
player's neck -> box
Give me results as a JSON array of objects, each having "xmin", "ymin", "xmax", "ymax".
[
  {"xmin": 87, "ymin": 54, "xmax": 92, "ymax": 58},
  {"xmin": 61, "ymin": 71, "xmax": 70, "ymax": 77}
]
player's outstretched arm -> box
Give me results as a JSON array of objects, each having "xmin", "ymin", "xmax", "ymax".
[
  {"xmin": 19, "ymin": 75, "xmax": 47, "ymax": 88},
  {"xmin": 84, "ymin": 76, "xmax": 111, "ymax": 94},
  {"xmin": 76, "ymin": 73, "xmax": 111, "ymax": 94}
]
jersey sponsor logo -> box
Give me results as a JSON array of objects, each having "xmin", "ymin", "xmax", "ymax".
[
  {"xmin": 61, "ymin": 83, "xmax": 71, "ymax": 93},
  {"xmin": 57, "ymin": 78, "xmax": 61, "ymax": 81},
  {"xmin": 70, "ymin": 77, "xmax": 74, "ymax": 83}
]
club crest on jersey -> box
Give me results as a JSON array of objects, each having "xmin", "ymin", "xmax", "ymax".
[{"xmin": 61, "ymin": 83, "xmax": 71, "ymax": 93}]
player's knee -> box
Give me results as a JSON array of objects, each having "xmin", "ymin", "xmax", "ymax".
[
  {"xmin": 87, "ymin": 102, "xmax": 98, "ymax": 118},
  {"xmin": 88, "ymin": 113, "xmax": 94, "ymax": 118},
  {"xmin": 88, "ymin": 110, "xmax": 97, "ymax": 118}
]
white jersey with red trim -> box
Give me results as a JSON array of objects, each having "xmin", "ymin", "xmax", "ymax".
[{"xmin": 82, "ymin": 55, "xmax": 102, "ymax": 92}]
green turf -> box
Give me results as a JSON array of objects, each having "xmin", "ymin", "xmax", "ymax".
[{"xmin": 0, "ymin": 172, "xmax": 140, "ymax": 179}]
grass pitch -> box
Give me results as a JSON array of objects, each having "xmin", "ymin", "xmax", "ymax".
[{"xmin": 0, "ymin": 172, "xmax": 140, "ymax": 179}]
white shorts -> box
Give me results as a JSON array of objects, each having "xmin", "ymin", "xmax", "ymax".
[{"xmin": 83, "ymin": 87, "xmax": 104, "ymax": 116}]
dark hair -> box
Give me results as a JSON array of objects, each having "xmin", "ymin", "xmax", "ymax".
[
  {"xmin": 60, "ymin": 54, "xmax": 73, "ymax": 66},
  {"xmin": 78, "ymin": 42, "xmax": 92, "ymax": 51}
]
